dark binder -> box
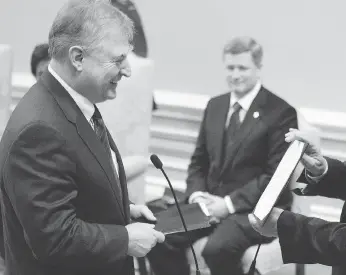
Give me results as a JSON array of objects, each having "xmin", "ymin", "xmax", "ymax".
[
  {"xmin": 154, "ymin": 203, "xmax": 212, "ymax": 235},
  {"xmin": 135, "ymin": 203, "xmax": 212, "ymax": 235}
]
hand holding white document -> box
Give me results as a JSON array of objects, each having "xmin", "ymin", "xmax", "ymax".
[{"xmin": 253, "ymin": 140, "xmax": 307, "ymax": 224}]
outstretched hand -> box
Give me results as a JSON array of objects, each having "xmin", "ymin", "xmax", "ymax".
[{"xmin": 285, "ymin": 128, "xmax": 327, "ymax": 177}]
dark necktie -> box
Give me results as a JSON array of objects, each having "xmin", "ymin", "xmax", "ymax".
[
  {"xmin": 221, "ymin": 102, "xmax": 242, "ymax": 164},
  {"xmin": 226, "ymin": 102, "xmax": 242, "ymax": 142},
  {"xmin": 92, "ymin": 106, "xmax": 122, "ymax": 201}
]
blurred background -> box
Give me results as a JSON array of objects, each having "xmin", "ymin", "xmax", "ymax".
[{"xmin": 2, "ymin": 0, "xmax": 346, "ymax": 110}]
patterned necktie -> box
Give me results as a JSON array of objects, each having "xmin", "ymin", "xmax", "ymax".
[
  {"xmin": 221, "ymin": 102, "xmax": 242, "ymax": 164},
  {"xmin": 91, "ymin": 106, "xmax": 122, "ymax": 201},
  {"xmin": 226, "ymin": 102, "xmax": 242, "ymax": 142}
]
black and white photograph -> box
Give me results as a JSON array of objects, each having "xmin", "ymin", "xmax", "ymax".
[{"xmin": 0, "ymin": 1, "xmax": 345, "ymax": 275}]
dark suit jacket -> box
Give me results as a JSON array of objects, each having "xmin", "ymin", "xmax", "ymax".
[
  {"xmin": 185, "ymin": 86, "xmax": 298, "ymax": 213},
  {"xmin": 0, "ymin": 71, "xmax": 134, "ymax": 275},
  {"xmin": 278, "ymin": 157, "xmax": 346, "ymax": 275}
]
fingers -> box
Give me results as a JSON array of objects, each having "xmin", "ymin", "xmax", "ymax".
[
  {"xmin": 192, "ymin": 196, "xmax": 205, "ymax": 204},
  {"xmin": 285, "ymin": 128, "xmax": 305, "ymax": 143},
  {"xmin": 248, "ymin": 214, "xmax": 261, "ymax": 234},
  {"xmin": 132, "ymin": 222, "xmax": 155, "ymax": 229},
  {"xmin": 301, "ymin": 155, "xmax": 327, "ymax": 176},
  {"xmin": 191, "ymin": 192, "xmax": 212, "ymax": 203},
  {"xmin": 301, "ymin": 154, "xmax": 320, "ymax": 168},
  {"xmin": 205, "ymin": 202, "xmax": 214, "ymax": 215},
  {"xmin": 209, "ymin": 216, "xmax": 220, "ymax": 225},
  {"xmin": 248, "ymin": 213, "xmax": 256, "ymax": 225},
  {"xmin": 153, "ymin": 230, "xmax": 165, "ymax": 243},
  {"xmin": 285, "ymin": 129, "xmax": 319, "ymax": 150},
  {"xmin": 140, "ymin": 222, "xmax": 165, "ymax": 244},
  {"xmin": 141, "ymin": 206, "xmax": 157, "ymax": 221}
]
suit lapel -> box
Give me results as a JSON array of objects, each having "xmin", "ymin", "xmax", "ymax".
[
  {"xmin": 75, "ymin": 116, "xmax": 126, "ymax": 219},
  {"xmin": 107, "ymin": 130, "xmax": 131, "ymax": 220},
  {"xmin": 220, "ymin": 88, "xmax": 267, "ymax": 175},
  {"xmin": 40, "ymin": 71, "xmax": 126, "ymax": 220},
  {"xmin": 213, "ymin": 94, "xmax": 231, "ymax": 168}
]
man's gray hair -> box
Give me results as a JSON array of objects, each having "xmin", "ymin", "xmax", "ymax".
[
  {"xmin": 223, "ymin": 36, "xmax": 263, "ymax": 68},
  {"xmin": 48, "ymin": 0, "xmax": 134, "ymax": 61}
]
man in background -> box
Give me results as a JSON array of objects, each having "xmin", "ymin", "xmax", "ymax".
[
  {"xmin": 0, "ymin": 1, "xmax": 164, "ymax": 274},
  {"xmin": 111, "ymin": 0, "xmax": 157, "ymax": 111},
  {"xmin": 148, "ymin": 36, "xmax": 298, "ymax": 275},
  {"xmin": 30, "ymin": 43, "xmax": 50, "ymax": 79},
  {"xmin": 111, "ymin": 0, "xmax": 148, "ymax": 58}
]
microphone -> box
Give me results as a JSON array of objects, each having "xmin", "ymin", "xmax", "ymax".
[
  {"xmin": 246, "ymin": 243, "xmax": 261, "ymax": 275},
  {"xmin": 150, "ymin": 154, "xmax": 201, "ymax": 275}
]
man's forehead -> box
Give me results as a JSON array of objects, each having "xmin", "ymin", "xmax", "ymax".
[
  {"xmin": 224, "ymin": 52, "xmax": 254, "ymax": 65},
  {"xmin": 102, "ymin": 41, "xmax": 133, "ymax": 57}
]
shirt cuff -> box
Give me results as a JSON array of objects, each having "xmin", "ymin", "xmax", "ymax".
[
  {"xmin": 224, "ymin": 195, "xmax": 235, "ymax": 214},
  {"xmin": 188, "ymin": 191, "xmax": 205, "ymax": 204},
  {"xmin": 305, "ymin": 160, "xmax": 328, "ymax": 183}
]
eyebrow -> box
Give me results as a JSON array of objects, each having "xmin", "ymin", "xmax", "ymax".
[
  {"xmin": 110, "ymin": 46, "xmax": 133, "ymax": 62},
  {"xmin": 111, "ymin": 54, "xmax": 126, "ymax": 62}
]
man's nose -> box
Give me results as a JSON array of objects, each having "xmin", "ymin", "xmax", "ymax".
[
  {"xmin": 120, "ymin": 59, "xmax": 131, "ymax": 78},
  {"xmin": 231, "ymin": 68, "xmax": 241, "ymax": 80}
]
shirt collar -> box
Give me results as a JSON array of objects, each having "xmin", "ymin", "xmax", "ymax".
[
  {"xmin": 48, "ymin": 64, "xmax": 95, "ymax": 122},
  {"xmin": 230, "ymin": 81, "xmax": 261, "ymax": 111}
]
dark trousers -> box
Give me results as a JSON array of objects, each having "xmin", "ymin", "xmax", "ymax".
[{"xmin": 147, "ymin": 214, "xmax": 273, "ymax": 275}]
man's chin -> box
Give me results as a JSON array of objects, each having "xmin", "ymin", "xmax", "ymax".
[
  {"xmin": 105, "ymin": 89, "xmax": 117, "ymax": 100},
  {"xmin": 233, "ymin": 87, "xmax": 251, "ymax": 97}
]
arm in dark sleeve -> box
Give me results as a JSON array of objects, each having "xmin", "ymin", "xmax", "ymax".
[
  {"xmin": 185, "ymin": 104, "xmax": 210, "ymax": 200},
  {"xmin": 301, "ymin": 157, "xmax": 346, "ymax": 201},
  {"xmin": 229, "ymin": 106, "xmax": 298, "ymax": 212},
  {"xmin": 3, "ymin": 123, "xmax": 129, "ymax": 270},
  {"xmin": 278, "ymin": 210, "xmax": 346, "ymax": 266},
  {"xmin": 0, "ymin": 210, "xmax": 4, "ymax": 259}
]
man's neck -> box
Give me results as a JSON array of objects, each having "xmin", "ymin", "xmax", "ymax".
[{"xmin": 49, "ymin": 60, "xmax": 76, "ymax": 91}]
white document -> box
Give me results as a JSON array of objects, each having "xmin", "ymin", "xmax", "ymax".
[{"xmin": 253, "ymin": 140, "xmax": 307, "ymax": 224}]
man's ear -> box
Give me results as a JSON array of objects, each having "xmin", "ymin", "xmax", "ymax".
[{"xmin": 68, "ymin": 46, "xmax": 84, "ymax": 72}]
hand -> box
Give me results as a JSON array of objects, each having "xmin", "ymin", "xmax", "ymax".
[
  {"xmin": 285, "ymin": 128, "xmax": 327, "ymax": 177},
  {"xmin": 208, "ymin": 216, "xmax": 221, "ymax": 225},
  {"xmin": 190, "ymin": 192, "xmax": 215, "ymax": 204},
  {"xmin": 206, "ymin": 195, "xmax": 229, "ymax": 219},
  {"xmin": 248, "ymin": 207, "xmax": 284, "ymax": 237},
  {"xmin": 126, "ymin": 223, "xmax": 165, "ymax": 257},
  {"xmin": 130, "ymin": 204, "xmax": 156, "ymax": 222}
]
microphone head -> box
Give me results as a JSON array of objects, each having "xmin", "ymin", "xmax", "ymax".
[{"xmin": 150, "ymin": 154, "xmax": 163, "ymax": 169}]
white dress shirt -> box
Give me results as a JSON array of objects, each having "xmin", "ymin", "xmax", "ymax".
[
  {"xmin": 48, "ymin": 65, "xmax": 119, "ymax": 175},
  {"xmin": 225, "ymin": 81, "xmax": 261, "ymax": 127}
]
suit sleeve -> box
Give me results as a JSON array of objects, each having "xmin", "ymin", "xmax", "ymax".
[
  {"xmin": 229, "ymin": 106, "xmax": 298, "ymax": 212},
  {"xmin": 278, "ymin": 210, "xmax": 346, "ymax": 266},
  {"xmin": 185, "ymin": 102, "xmax": 210, "ymax": 200},
  {"xmin": 0, "ymin": 209, "xmax": 4, "ymax": 259},
  {"xmin": 3, "ymin": 123, "xmax": 129, "ymax": 270},
  {"xmin": 301, "ymin": 157, "xmax": 346, "ymax": 201}
]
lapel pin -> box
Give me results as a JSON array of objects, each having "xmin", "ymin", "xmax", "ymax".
[{"xmin": 253, "ymin": 111, "xmax": 259, "ymax": 119}]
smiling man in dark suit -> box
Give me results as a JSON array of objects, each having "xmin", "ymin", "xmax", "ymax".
[
  {"xmin": 0, "ymin": 1, "xmax": 164, "ymax": 275},
  {"xmin": 148, "ymin": 36, "xmax": 298, "ymax": 275}
]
